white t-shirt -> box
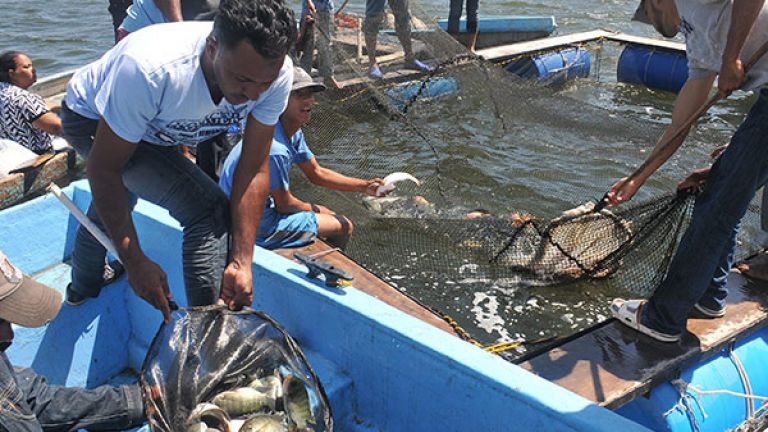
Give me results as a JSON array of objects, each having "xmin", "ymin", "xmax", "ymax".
[
  {"xmin": 65, "ymin": 21, "xmax": 293, "ymax": 147},
  {"xmin": 676, "ymin": 0, "xmax": 768, "ymax": 90}
]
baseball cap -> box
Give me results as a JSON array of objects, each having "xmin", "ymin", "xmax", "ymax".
[
  {"xmin": 632, "ymin": 0, "xmax": 651, "ymax": 24},
  {"xmin": 292, "ymin": 67, "xmax": 326, "ymax": 92},
  {"xmin": 0, "ymin": 250, "xmax": 62, "ymax": 328}
]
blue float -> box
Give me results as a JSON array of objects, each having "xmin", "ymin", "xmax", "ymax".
[
  {"xmin": 617, "ymin": 44, "xmax": 689, "ymax": 93},
  {"xmin": 504, "ymin": 47, "xmax": 591, "ymax": 85},
  {"xmin": 386, "ymin": 77, "xmax": 459, "ymax": 108},
  {"xmin": 616, "ymin": 330, "xmax": 768, "ymax": 431}
]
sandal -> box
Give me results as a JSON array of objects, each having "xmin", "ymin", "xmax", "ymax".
[{"xmin": 610, "ymin": 298, "xmax": 681, "ymax": 343}]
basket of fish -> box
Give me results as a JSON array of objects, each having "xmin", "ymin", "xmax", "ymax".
[{"xmin": 140, "ymin": 306, "xmax": 332, "ymax": 432}]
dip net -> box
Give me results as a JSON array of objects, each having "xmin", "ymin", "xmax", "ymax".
[
  {"xmin": 265, "ymin": 2, "xmax": 763, "ymax": 355},
  {"xmin": 141, "ymin": 307, "xmax": 332, "ymax": 431}
]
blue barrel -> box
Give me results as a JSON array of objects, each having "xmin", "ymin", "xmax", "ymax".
[
  {"xmin": 615, "ymin": 329, "xmax": 768, "ymax": 431},
  {"xmin": 386, "ymin": 77, "xmax": 459, "ymax": 108},
  {"xmin": 617, "ymin": 44, "xmax": 689, "ymax": 93},
  {"xmin": 504, "ymin": 47, "xmax": 590, "ymax": 85}
]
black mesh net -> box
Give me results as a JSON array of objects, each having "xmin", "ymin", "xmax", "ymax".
[
  {"xmin": 140, "ymin": 307, "xmax": 332, "ymax": 432},
  {"xmin": 265, "ymin": 3, "xmax": 764, "ymax": 357}
]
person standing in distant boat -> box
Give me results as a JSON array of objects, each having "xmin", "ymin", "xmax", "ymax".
[
  {"xmin": 604, "ymin": 0, "xmax": 768, "ymax": 343},
  {"xmin": 0, "ymin": 51, "xmax": 63, "ymax": 154},
  {"xmin": 447, "ymin": 0, "xmax": 479, "ymax": 52},
  {"xmin": 219, "ymin": 68, "xmax": 385, "ymax": 249},
  {"xmin": 362, "ymin": 0, "xmax": 434, "ymax": 79},
  {"xmin": 60, "ymin": 0, "xmax": 296, "ymax": 321},
  {"xmin": 298, "ymin": 0, "xmax": 343, "ymax": 89}
]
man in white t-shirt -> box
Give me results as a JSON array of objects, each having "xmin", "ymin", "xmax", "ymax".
[
  {"xmin": 604, "ymin": 0, "xmax": 768, "ymax": 342},
  {"xmin": 60, "ymin": 0, "xmax": 296, "ymax": 322}
]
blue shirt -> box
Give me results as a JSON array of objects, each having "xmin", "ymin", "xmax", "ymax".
[{"xmin": 219, "ymin": 122, "xmax": 315, "ymax": 237}]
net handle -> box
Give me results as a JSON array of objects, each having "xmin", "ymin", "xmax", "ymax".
[
  {"xmin": 659, "ymin": 38, "xmax": 768, "ymax": 153},
  {"xmin": 595, "ymin": 38, "xmax": 768, "ymax": 212}
]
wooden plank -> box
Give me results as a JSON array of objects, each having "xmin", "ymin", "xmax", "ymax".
[
  {"xmin": 0, "ymin": 150, "xmax": 75, "ymax": 209},
  {"xmin": 519, "ymin": 271, "xmax": 768, "ymax": 409},
  {"xmin": 605, "ymin": 33, "xmax": 685, "ymax": 52},
  {"xmin": 477, "ymin": 29, "xmax": 614, "ymax": 61},
  {"xmin": 273, "ymin": 240, "xmax": 459, "ymax": 336}
]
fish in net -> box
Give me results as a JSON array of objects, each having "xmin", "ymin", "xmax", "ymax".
[{"xmin": 277, "ymin": 5, "xmax": 764, "ymax": 351}]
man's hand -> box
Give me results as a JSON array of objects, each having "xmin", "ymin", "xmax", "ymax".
[
  {"xmin": 126, "ymin": 257, "xmax": 172, "ymax": 323},
  {"xmin": 711, "ymin": 144, "xmax": 728, "ymax": 159},
  {"xmin": 306, "ymin": 0, "xmax": 316, "ymax": 15},
  {"xmin": 718, "ymin": 57, "xmax": 745, "ymax": 96},
  {"xmin": 677, "ymin": 167, "xmax": 711, "ymax": 191},
  {"xmin": 220, "ymin": 260, "xmax": 253, "ymax": 310},
  {"xmin": 604, "ymin": 176, "xmax": 643, "ymax": 208},
  {"xmin": 364, "ymin": 178, "xmax": 385, "ymax": 196}
]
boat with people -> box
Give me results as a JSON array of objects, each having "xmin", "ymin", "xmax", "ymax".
[
  {"xmin": 5, "ymin": 170, "xmax": 768, "ymax": 431},
  {"xmin": 0, "ymin": 71, "xmax": 78, "ymax": 209},
  {"xmin": 5, "ymin": 21, "xmax": 768, "ymax": 431}
]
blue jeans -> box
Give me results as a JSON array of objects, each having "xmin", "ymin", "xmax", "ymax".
[
  {"xmin": 448, "ymin": 0, "xmax": 479, "ymax": 34},
  {"xmin": 643, "ymin": 88, "xmax": 768, "ymax": 335},
  {"xmin": 0, "ymin": 353, "xmax": 144, "ymax": 431},
  {"xmin": 60, "ymin": 103, "xmax": 229, "ymax": 307}
]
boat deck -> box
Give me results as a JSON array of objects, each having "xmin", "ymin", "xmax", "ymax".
[
  {"xmin": 519, "ymin": 269, "xmax": 768, "ymax": 409},
  {"xmin": 272, "ymin": 240, "xmax": 458, "ymax": 336}
]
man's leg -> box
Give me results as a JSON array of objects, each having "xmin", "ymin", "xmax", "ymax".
[
  {"xmin": 465, "ymin": 0, "xmax": 479, "ymax": 51},
  {"xmin": 316, "ymin": 212, "xmax": 353, "ymax": 249},
  {"xmin": 315, "ymin": 10, "xmax": 341, "ymax": 88},
  {"xmin": 447, "ymin": 0, "xmax": 462, "ymax": 35},
  {"xmin": 300, "ymin": 18, "xmax": 316, "ymax": 74},
  {"xmin": 122, "ymin": 143, "xmax": 229, "ymax": 306},
  {"xmin": 388, "ymin": 0, "xmax": 414, "ymax": 60},
  {"xmin": 363, "ymin": 0, "xmax": 386, "ymax": 78},
  {"xmin": 642, "ymin": 89, "xmax": 768, "ymax": 335},
  {"xmin": 60, "ymin": 104, "xmax": 136, "ymax": 301},
  {"xmin": 389, "ymin": 0, "xmax": 433, "ymax": 71},
  {"xmin": 15, "ymin": 367, "xmax": 144, "ymax": 431}
]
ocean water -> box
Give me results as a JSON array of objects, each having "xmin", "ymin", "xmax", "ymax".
[{"xmin": 0, "ymin": 0, "xmax": 661, "ymax": 76}]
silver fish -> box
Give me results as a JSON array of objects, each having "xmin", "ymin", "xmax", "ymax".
[
  {"xmin": 248, "ymin": 374, "xmax": 283, "ymax": 401},
  {"xmin": 282, "ymin": 375, "xmax": 313, "ymax": 430},
  {"xmin": 239, "ymin": 414, "xmax": 287, "ymax": 432},
  {"xmin": 212, "ymin": 387, "xmax": 275, "ymax": 417},
  {"xmin": 187, "ymin": 403, "xmax": 232, "ymax": 432}
]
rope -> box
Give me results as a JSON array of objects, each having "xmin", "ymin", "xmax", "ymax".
[{"xmin": 730, "ymin": 346, "xmax": 755, "ymax": 418}]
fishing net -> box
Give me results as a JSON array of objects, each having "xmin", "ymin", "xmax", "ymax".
[
  {"xmin": 141, "ymin": 306, "xmax": 332, "ymax": 432},
  {"xmin": 272, "ymin": 2, "xmax": 764, "ymax": 354}
]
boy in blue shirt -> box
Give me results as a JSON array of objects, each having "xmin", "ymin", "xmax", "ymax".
[{"xmin": 220, "ymin": 68, "xmax": 385, "ymax": 249}]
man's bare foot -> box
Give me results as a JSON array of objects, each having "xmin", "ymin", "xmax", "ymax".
[
  {"xmin": 735, "ymin": 252, "xmax": 768, "ymax": 282},
  {"xmin": 324, "ymin": 76, "xmax": 343, "ymax": 90}
]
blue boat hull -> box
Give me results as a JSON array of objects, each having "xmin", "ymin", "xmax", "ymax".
[
  {"xmin": 0, "ymin": 180, "xmax": 687, "ymax": 431},
  {"xmin": 437, "ymin": 16, "xmax": 557, "ymax": 49}
]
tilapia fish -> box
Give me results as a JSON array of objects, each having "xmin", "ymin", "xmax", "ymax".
[
  {"xmin": 282, "ymin": 375, "xmax": 314, "ymax": 430},
  {"xmin": 212, "ymin": 387, "xmax": 276, "ymax": 417},
  {"xmin": 239, "ymin": 414, "xmax": 288, "ymax": 432}
]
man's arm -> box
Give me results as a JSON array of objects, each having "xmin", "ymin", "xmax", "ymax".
[
  {"xmin": 605, "ymin": 74, "xmax": 716, "ymax": 206},
  {"xmin": 87, "ymin": 120, "xmax": 172, "ymax": 322},
  {"xmin": 153, "ymin": 0, "xmax": 183, "ymax": 21},
  {"xmin": 719, "ymin": 0, "xmax": 765, "ymax": 94},
  {"xmin": 220, "ymin": 117, "xmax": 274, "ymax": 310},
  {"xmin": 298, "ymin": 158, "xmax": 382, "ymax": 196}
]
